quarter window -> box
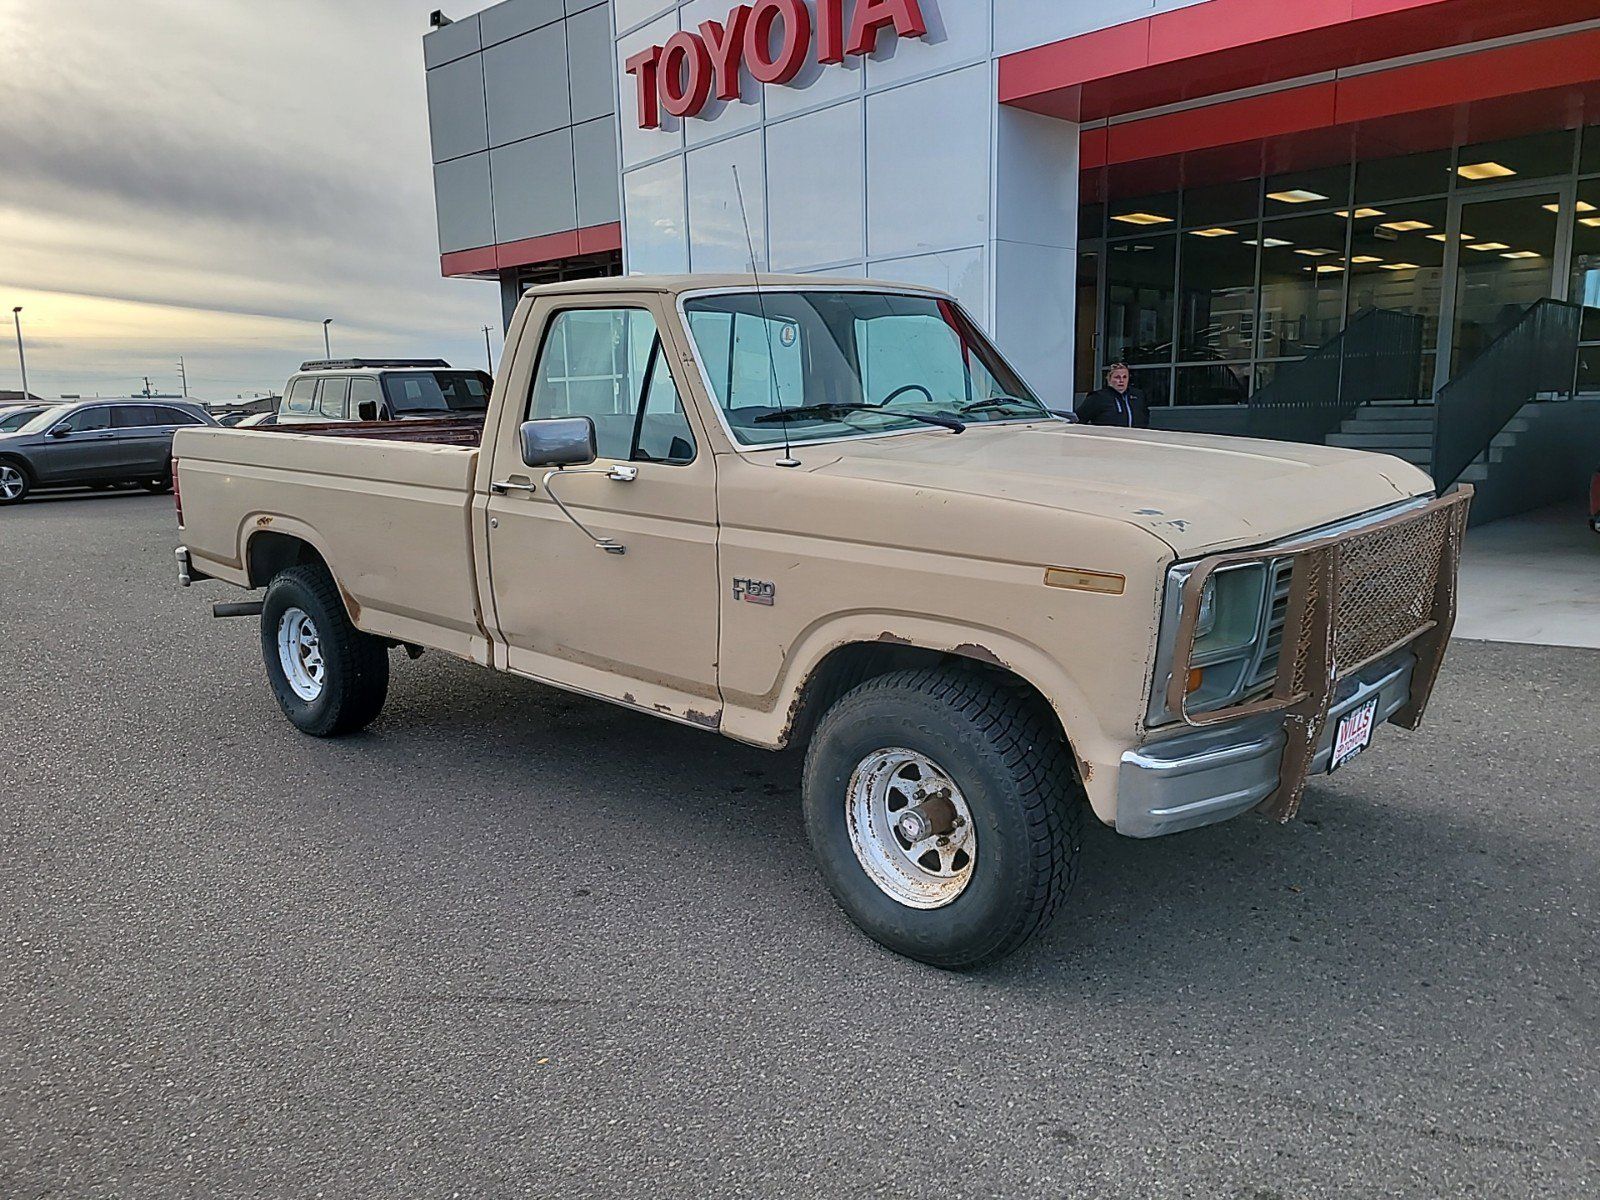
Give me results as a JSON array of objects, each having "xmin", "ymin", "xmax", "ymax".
[
  {"xmin": 349, "ymin": 377, "xmax": 383, "ymax": 419},
  {"xmin": 528, "ymin": 307, "xmax": 695, "ymax": 464},
  {"xmin": 284, "ymin": 378, "xmax": 316, "ymax": 414},
  {"xmin": 112, "ymin": 405, "xmax": 159, "ymax": 428}
]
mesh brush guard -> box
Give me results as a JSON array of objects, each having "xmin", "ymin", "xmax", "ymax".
[{"xmin": 1162, "ymin": 488, "xmax": 1473, "ymax": 823}]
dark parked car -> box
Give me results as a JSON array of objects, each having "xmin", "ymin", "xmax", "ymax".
[{"xmin": 0, "ymin": 399, "xmax": 216, "ymax": 505}]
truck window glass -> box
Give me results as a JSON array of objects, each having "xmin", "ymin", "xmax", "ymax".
[
  {"xmin": 381, "ymin": 371, "xmax": 491, "ymax": 415},
  {"xmin": 316, "ymin": 377, "xmax": 351, "ymax": 420},
  {"xmin": 284, "ymin": 379, "xmax": 315, "ymax": 414},
  {"xmin": 349, "ymin": 377, "xmax": 382, "ymax": 417},
  {"xmin": 529, "ymin": 308, "xmax": 694, "ymax": 463},
  {"xmin": 683, "ymin": 291, "xmax": 1047, "ymax": 447}
]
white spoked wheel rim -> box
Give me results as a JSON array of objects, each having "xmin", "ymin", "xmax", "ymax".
[
  {"xmin": 277, "ymin": 607, "xmax": 326, "ymax": 702},
  {"xmin": 0, "ymin": 465, "xmax": 24, "ymax": 500},
  {"xmin": 846, "ymin": 747, "xmax": 977, "ymax": 910}
]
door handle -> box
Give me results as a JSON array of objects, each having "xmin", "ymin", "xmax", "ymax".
[{"xmin": 490, "ymin": 479, "xmax": 537, "ymax": 495}]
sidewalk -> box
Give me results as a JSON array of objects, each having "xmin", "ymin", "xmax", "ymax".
[{"xmin": 1455, "ymin": 501, "xmax": 1598, "ymax": 649}]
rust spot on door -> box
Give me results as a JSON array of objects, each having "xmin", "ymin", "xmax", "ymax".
[{"xmin": 684, "ymin": 709, "xmax": 722, "ymax": 729}]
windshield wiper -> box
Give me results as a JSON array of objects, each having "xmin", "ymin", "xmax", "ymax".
[
  {"xmin": 754, "ymin": 402, "xmax": 965, "ymax": 433},
  {"xmin": 958, "ymin": 395, "xmax": 1044, "ymax": 416}
]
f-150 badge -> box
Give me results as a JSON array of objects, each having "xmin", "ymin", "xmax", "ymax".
[{"xmin": 733, "ymin": 578, "xmax": 775, "ymax": 606}]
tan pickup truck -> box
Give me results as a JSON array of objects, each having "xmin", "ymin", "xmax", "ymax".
[{"xmin": 174, "ymin": 275, "xmax": 1470, "ymax": 967}]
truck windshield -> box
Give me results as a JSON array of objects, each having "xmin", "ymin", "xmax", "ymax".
[
  {"xmin": 381, "ymin": 371, "xmax": 491, "ymax": 415},
  {"xmin": 683, "ymin": 291, "xmax": 1051, "ymax": 447}
]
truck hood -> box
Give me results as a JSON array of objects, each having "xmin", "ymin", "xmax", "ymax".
[{"xmin": 807, "ymin": 421, "xmax": 1433, "ymax": 556}]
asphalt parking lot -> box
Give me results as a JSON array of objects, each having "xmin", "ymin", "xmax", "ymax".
[{"xmin": 2, "ymin": 491, "xmax": 1597, "ymax": 1199}]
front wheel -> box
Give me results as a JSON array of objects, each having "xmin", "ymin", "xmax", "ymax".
[
  {"xmin": 0, "ymin": 462, "xmax": 30, "ymax": 504},
  {"xmin": 260, "ymin": 563, "xmax": 389, "ymax": 736},
  {"xmin": 802, "ymin": 668, "xmax": 1084, "ymax": 969}
]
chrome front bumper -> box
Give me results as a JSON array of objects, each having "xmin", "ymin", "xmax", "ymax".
[{"xmin": 1116, "ymin": 651, "xmax": 1417, "ymax": 839}]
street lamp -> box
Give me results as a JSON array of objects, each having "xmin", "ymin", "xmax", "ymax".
[
  {"xmin": 322, "ymin": 318, "xmax": 333, "ymax": 359},
  {"xmin": 11, "ymin": 307, "xmax": 30, "ymax": 402}
]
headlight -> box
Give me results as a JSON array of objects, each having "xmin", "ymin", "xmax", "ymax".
[
  {"xmin": 1195, "ymin": 578, "xmax": 1217, "ymax": 639},
  {"xmin": 1148, "ymin": 560, "xmax": 1276, "ymax": 724}
]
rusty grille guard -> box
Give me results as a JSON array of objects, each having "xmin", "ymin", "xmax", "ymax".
[{"xmin": 1162, "ymin": 487, "xmax": 1473, "ymax": 823}]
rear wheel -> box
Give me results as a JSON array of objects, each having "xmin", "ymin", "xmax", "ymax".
[
  {"xmin": 260, "ymin": 563, "xmax": 389, "ymax": 736},
  {"xmin": 0, "ymin": 462, "xmax": 29, "ymax": 504},
  {"xmin": 802, "ymin": 667, "xmax": 1084, "ymax": 968}
]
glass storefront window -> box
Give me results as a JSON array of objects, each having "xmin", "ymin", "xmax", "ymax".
[
  {"xmin": 1346, "ymin": 198, "xmax": 1446, "ymax": 352},
  {"xmin": 1256, "ymin": 212, "xmax": 1349, "ymax": 358},
  {"xmin": 1177, "ymin": 363, "xmax": 1250, "ymax": 406},
  {"xmin": 1178, "ymin": 225, "xmax": 1256, "ymax": 361},
  {"xmin": 1568, "ymin": 180, "xmax": 1600, "ymax": 343},
  {"xmin": 1355, "ymin": 149, "xmax": 1452, "ymax": 203},
  {"xmin": 1457, "ymin": 129, "xmax": 1575, "ymax": 186},
  {"xmin": 1582, "ymin": 124, "xmax": 1600, "ymax": 176},
  {"xmin": 1181, "ymin": 178, "xmax": 1260, "ymax": 228},
  {"xmin": 1104, "ymin": 236, "xmax": 1176, "ymax": 366},
  {"xmin": 1127, "ymin": 366, "xmax": 1172, "ymax": 408},
  {"xmin": 1265, "ymin": 164, "xmax": 1350, "ymax": 215}
]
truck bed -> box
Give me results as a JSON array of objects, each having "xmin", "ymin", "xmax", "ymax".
[{"xmin": 173, "ymin": 424, "xmax": 491, "ymax": 665}]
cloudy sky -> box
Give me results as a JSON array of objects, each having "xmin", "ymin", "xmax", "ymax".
[{"xmin": 0, "ymin": 0, "xmax": 500, "ymax": 400}]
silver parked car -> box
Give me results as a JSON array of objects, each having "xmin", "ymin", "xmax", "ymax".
[{"xmin": 0, "ymin": 399, "xmax": 216, "ymax": 505}]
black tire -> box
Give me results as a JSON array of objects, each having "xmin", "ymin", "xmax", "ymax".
[
  {"xmin": 260, "ymin": 563, "xmax": 389, "ymax": 736},
  {"xmin": 0, "ymin": 460, "xmax": 31, "ymax": 505},
  {"xmin": 802, "ymin": 667, "xmax": 1084, "ymax": 969}
]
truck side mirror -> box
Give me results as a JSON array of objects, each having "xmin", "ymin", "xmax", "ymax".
[
  {"xmin": 519, "ymin": 416, "xmax": 596, "ymax": 468},
  {"xmin": 355, "ymin": 400, "xmax": 379, "ymax": 422}
]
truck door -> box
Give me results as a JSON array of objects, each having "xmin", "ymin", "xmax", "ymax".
[{"xmin": 483, "ymin": 298, "xmax": 722, "ymax": 725}]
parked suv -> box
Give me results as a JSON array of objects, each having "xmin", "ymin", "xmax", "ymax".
[
  {"xmin": 0, "ymin": 398, "xmax": 215, "ymax": 504},
  {"xmin": 275, "ymin": 359, "xmax": 492, "ymax": 426}
]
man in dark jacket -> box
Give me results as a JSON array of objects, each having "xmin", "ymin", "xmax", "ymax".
[{"xmin": 1075, "ymin": 362, "xmax": 1150, "ymax": 428}]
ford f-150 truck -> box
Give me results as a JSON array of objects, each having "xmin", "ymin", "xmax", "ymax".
[{"xmin": 173, "ymin": 275, "xmax": 1471, "ymax": 967}]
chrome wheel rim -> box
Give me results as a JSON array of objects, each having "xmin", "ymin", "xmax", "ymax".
[
  {"xmin": 277, "ymin": 607, "xmax": 325, "ymax": 701},
  {"xmin": 845, "ymin": 748, "xmax": 977, "ymax": 909},
  {"xmin": 0, "ymin": 465, "xmax": 24, "ymax": 500}
]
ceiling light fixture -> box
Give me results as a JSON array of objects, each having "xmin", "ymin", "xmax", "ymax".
[
  {"xmin": 1294, "ymin": 247, "xmax": 1338, "ymax": 257},
  {"xmin": 1244, "ymin": 237, "xmax": 1293, "ymax": 247},
  {"xmin": 1266, "ymin": 189, "xmax": 1329, "ymax": 204},
  {"xmin": 1380, "ymin": 219, "xmax": 1432, "ymax": 232},
  {"xmin": 1468, "ymin": 241, "xmax": 1510, "ymax": 251},
  {"xmin": 1380, "ymin": 263, "xmax": 1420, "ymax": 271},
  {"xmin": 1112, "ymin": 212, "xmax": 1173, "ymax": 225},
  {"xmin": 1457, "ymin": 161, "xmax": 1516, "ymax": 180},
  {"xmin": 1188, "ymin": 227, "xmax": 1238, "ymax": 238},
  {"xmin": 1500, "ymin": 250, "xmax": 1541, "ymax": 259},
  {"xmin": 1336, "ymin": 208, "xmax": 1385, "ymax": 218},
  {"xmin": 1350, "ymin": 255, "xmax": 1383, "ymax": 263}
]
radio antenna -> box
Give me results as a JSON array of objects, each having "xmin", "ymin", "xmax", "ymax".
[{"xmin": 732, "ymin": 165, "xmax": 799, "ymax": 468}]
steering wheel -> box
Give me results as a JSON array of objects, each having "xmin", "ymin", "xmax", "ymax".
[{"xmin": 875, "ymin": 383, "xmax": 936, "ymax": 408}]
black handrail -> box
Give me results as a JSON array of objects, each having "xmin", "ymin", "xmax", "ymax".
[
  {"xmin": 1431, "ymin": 298, "xmax": 1583, "ymax": 492},
  {"xmin": 1247, "ymin": 307, "xmax": 1425, "ymax": 444}
]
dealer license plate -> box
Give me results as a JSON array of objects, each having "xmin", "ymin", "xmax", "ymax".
[{"xmin": 1329, "ymin": 696, "xmax": 1380, "ymax": 772}]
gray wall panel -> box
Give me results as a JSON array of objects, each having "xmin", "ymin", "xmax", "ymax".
[
  {"xmin": 565, "ymin": 3, "xmax": 615, "ymax": 124},
  {"xmin": 484, "ymin": 23, "xmax": 572, "ymax": 146},
  {"xmin": 492, "ymin": 128, "xmax": 579, "ymax": 242},
  {"xmin": 573, "ymin": 116, "xmax": 621, "ymax": 227},
  {"xmin": 434, "ymin": 153, "xmax": 496, "ymax": 251},
  {"xmin": 423, "ymin": 14, "xmax": 482, "ymax": 69},
  {"xmin": 426, "ymin": 54, "xmax": 489, "ymax": 164},
  {"xmin": 480, "ymin": 0, "xmax": 565, "ymax": 47}
]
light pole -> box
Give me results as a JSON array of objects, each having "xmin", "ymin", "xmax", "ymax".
[
  {"xmin": 176, "ymin": 356, "xmax": 189, "ymax": 397},
  {"xmin": 322, "ymin": 318, "xmax": 333, "ymax": 359},
  {"xmin": 482, "ymin": 325, "xmax": 494, "ymax": 371},
  {"xmin": 12, "ymin": 307, "xmax": 30, "ymax": 401}
]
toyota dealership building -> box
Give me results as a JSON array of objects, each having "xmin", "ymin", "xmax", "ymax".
[{"xmin": 424, "ymin": 0, "xmax": 1600, "ymax": 507}]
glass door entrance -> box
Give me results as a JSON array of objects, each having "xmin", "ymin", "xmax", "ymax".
[{"xmin": 1441, "ymin": 187, "xmax": 1570, "ymax": 383}]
